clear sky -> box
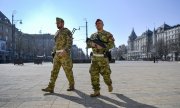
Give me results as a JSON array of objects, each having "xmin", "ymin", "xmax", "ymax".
[{"xmin": 1, "ymin": 0, "xmax": 180, "ymax": 52}]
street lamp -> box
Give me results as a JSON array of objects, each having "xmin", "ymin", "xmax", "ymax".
[
  {"xmin": 11, "ymin": 10, "xmax": 22, "ymax": 62},
  {"xmin": 77, "ymin": 18, "xmax": 88, "ymax": 59},
  {"xmin": 85, "ymin": 19, "xmax": 88, "ymax": 59},
  {"xmin": 17, "ymin": 29, "xmax": 22, "ymax": 59},
  {"xmin": 72, "ymin": 28, "xmax": 80, "ymax": 35}
]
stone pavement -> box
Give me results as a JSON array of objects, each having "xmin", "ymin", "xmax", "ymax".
[{"xmin": 0, "ymin": 61, "xmax": 180, "ymax": 108}]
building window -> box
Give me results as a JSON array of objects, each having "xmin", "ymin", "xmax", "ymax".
[
  {"xmin": 6, "ymin": 28, "xmax": 8, "ymax": 33},
  {"xmin": 0, "ymin": 25, "xmax": 3, "ymax": 30},
  {"xmin": 5, "ymin": 36, "xmax": 8, "ymax": 41}
]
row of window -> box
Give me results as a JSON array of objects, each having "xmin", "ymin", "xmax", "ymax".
[
  {"xmin": 0, "ymin": 35, "xmax": 8, "ymax": 41},
  {"xmin": 166, "ymin": 28, "xmax": 180, "ymax": 35},
  {"xmin": 157, "ymin": 34, "xmax": 179, "ymax": 41},
  {"xmin": 127, "ymin": 53, "xmax": 149, "ymax": 56},
  {"xmin": 157, "ymin": 33, "xmax": 180, "ymax": 40},
  {"xmin": 0, "ymin": 25, "xmax": 11, "ymax": 33},
  {"xmin": 157, "ymin": 28, "xmax": 180, "ymax": 37}
]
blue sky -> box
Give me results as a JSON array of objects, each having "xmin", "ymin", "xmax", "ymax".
[{"xmin": 1, "ymin": 0, "xmax": 180, "ymax": 52}]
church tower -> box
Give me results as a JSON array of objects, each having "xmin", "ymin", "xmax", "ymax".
[{"xmin": 128, "ymin": 28, "xmax": 137, "ymax": 51}]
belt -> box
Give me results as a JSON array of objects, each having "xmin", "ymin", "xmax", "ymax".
[
  {"xmin": 56, "ymin": 50, "xmax": 64, "ymax": 53},
  {"xmin": 93, "ymin": 54, "xmax": 104, "ymax": 57}
]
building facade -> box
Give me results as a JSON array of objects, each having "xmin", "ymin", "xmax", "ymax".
[
  {"xmin": 71, "ymin": 45, "xmax": 86, "ymax": 60},
  {"xmin": 127, "ymin": 23, "xmax": 180, "ymax": 61},
  {"xmin": 111, "ymin": 44, "xmax": 127, "ymax": 60},
  {"xmin": 153, "ymin": 23, "xmax": 180, "ymax": 61},
  {"xmin": 127, "ymin": 29, "xmax": 153, "ymax": 60},
  {"xmin": 0, "ymin": 11, "xmax": 92, "ymax": 63},
  {"xmin": 15, "ymin": 33, "xmax": 55, "ymax": 61},
  {"xmin": 0, "ymin": 11, "xmax": 55, "ymax": 63},
  {"xmin": 0, "ymin": 11, "xmax": 12, "ymax": 63}
]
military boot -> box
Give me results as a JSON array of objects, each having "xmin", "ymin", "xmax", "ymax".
[
  {"xmin": 90, "ymin": 91, "xmax": 100, "ymax": 97},
  {"xmin": 108, "ymin": 85, "xmax": 113, "ymax": 92},
  {"xmin": 42, "ymin": 87, "xmax": 54, "ymax": 93},
  {"xmin": 67, "ymin": 85, "xmax": 75, "ymax": 91}
]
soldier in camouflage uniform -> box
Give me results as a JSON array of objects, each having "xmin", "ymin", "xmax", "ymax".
[
  {"xmin": 42, "ymin": 17, "xmax": 75, "ymax": 93},
  {"xmin": 86, "ymin": 19, "xmax": 115, "ymax": 97}
]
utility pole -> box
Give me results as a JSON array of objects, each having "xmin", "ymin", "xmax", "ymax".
[
  {"xmin": 11, "ymin": 13, "xmax": 14, "ymax": 62},
  {"xmin": 76, "ymin": 19, "xmax": 89, "ymax": 59},
  {"xmin": 11, "ymin": 10, "xmax": 22, "ymax": 62},
  {"xmin": 85, "ymin": 20, "xmax": 88, "ymax": 59}
]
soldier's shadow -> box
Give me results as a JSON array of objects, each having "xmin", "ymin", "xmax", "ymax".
[{"xmin": 44, "ymin": 90, "xmax": 157, "ymax": 108}]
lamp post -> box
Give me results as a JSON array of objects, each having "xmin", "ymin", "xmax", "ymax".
[
  {"xmin": 77, "ymin": 18, "xmax": 88, "ymax": 59},
  {"xmin": 17, "ymin": 29, "xmax": 22, "ymax": 59},
  {"xmin": 85, "ymin": 19, "xmax": 88, "ymax": 59},
  {"xmin": 11, "ymin": 10, "xmax": 22, "ymax": 62}
]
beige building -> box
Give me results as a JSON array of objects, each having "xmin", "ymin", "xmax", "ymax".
[
  {"xmin": 16, "ymin": 33, "xmax": 54, "ymax": 62},
  {"xmin": 127, "ymin": 29, "xmax": 153, "ymax": 60},
  {"xmin": 71, "ymin": 45, "xmax": 86, "ymax": 59},
  {"xmin": 111, "ymin": 44, "xmax": 127, "ymax": 60},
  {"xmin": 0, "ymin": 11, "xmax": 56, "ymax": 63},
  {"xmin": 153, "ymin": 23, "xmax": 180, "ymax": 60},
  {"xmin": 127, "ymin": 23, "xmax": 180, "ymax": 61},
  {"xmin": 0, "ymin": 11, "xmax": 12, "ymax": 63}
]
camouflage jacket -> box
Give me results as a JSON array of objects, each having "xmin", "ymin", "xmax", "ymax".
[
  {"xmin": 87, "ymin": 30, "xmax": 115, "ymax": 54},
  {"xmin": 53, "ymin": 28, "xmax": 72, "ymax": 53}
]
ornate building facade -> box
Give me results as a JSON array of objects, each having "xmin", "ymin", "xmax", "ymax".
[
  {"xmin": 127, "ymin": 29, "xmax": 153, "ymax": 60},
  {"xmin": 0, "ymin": 11, "xmax": 12, "ymax": 63},
  {"xmin": 127, "ymin": 23, "xmax": 180, "ymax": 61},
  {"xmin": 153, "ymin": 23, "xmax": 180, "ymax": 61}
]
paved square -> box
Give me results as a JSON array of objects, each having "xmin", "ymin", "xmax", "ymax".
[{"xmin": 0, "ymin": 61, "xmax": 180, "ymax": 108}]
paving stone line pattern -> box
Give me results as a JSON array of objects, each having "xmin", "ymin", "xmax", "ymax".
[{"xmin": 0, "ymin": 61, "xmax": 180, "ymax": 108}]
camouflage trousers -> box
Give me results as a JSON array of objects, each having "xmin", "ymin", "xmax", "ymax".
[
  {"xmin": 48, "ymin": 54, "xmax": 75, "ymax": 89},
  {"xmin": 89, "ymin": 56, "xmax": 112, "ymax": 91}
]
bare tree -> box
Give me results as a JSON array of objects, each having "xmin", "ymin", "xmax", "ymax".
[
  {"xmin": 156, "ymin": 39, "xmax": 169, "ymax": 60},
  {"xmin": 169, "ymin": 33, "xmax": 180, "ymax": 61}
]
